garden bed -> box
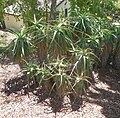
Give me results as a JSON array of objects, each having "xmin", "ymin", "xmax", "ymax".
[{"xmin": 0, "ymin": 57, "xmax": 120, "ymax": 118}]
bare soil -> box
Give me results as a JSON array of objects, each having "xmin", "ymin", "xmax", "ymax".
[{"xmin": 0, "ymin": 57, "xmax": 120, "ymax": 118}]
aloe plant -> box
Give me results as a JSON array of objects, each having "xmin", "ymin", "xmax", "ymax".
[
  {"xmin": 21, "ymin": 62, "xmax": 51, "ymax": 88},
  {"xmin": 112, "ymin": 26, "xmax": 120, "ymax": 69},
  {"xmin": 71, "ymin": 14, "xmax": 116, "ymax": 67},
  {"xmin": 28, "ymin": 17, "xmax": 49, "ymax": 63},
  {"xmin": 48, "ymin": 18, "xmax": 73, "ymax": 58},
  {"xmin": 97, "ymin": 18, "xmax": 115, "ymax": 67},
  {"xmin": 69, "ymin": 47, "xmax": 95, "ymax": 96},
  {"xmin": 72, "ymin": 75, "xmax": 91, "ymax": 96},
  {"xmin": 6, "ymin": 29, "xmax": 34, "ymax": 66},
  {"xmin": 48, "ymin": 58, "xmax": 73, "ymax": 97},
  {"xmin": 71, "ymin": 13, "xmax": 101, "ymax": 54}
]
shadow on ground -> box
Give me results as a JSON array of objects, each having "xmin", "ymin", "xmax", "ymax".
[
  {"xmin": 0, "ymin": 56, "xmax": 12, "ymax": 65},
  {"xmin": 86, "ymin": 66, "xmax": 120, "ymax": 118},
  {"xmin": 2, "ymin": 57, "xmax": 120, "ymax": 117},
  {"xmin": 1, "ymin": 74, "xmax": 83, "ymax": 113}
]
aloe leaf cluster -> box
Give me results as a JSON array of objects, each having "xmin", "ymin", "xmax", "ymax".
[
  {"xmin": 4, "ymin": 10, "xmax": 119, "ymax": 97},
  {"xmin": 5, "ymin": 29, "xmax": 34, "ymax": 66}
]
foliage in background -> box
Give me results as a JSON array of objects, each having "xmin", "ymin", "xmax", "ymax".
[
  {"xmin": 13, "ymin": 0, "xmax": 41, "ymax": 26},
  {"xmin": 0, "ymin": 0, "xmax": 7, "ymax": 27},
  {"xmin": 69, "ymin": 0, "xmax": 119, "ymax": 19}
]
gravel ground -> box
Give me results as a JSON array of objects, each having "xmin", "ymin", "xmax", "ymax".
[{"xmin": 0, "ymin": 57, "xmax": 120, "ymax": 118}]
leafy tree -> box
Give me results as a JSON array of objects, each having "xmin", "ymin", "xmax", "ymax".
[
  {"xmin": 12, "ymin": 0, "xmax": 41, "ymax": 25},
  {"xmin": 0, "ymin": 0, "xmax": 7, "ymax": 28},
  {"xmin": 69, "ymin": 0, "xmax": 119, "ymax": 19},
  {"xmin": 5, "ymin": 0, "xmax": 58, "ymax": 25}
]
